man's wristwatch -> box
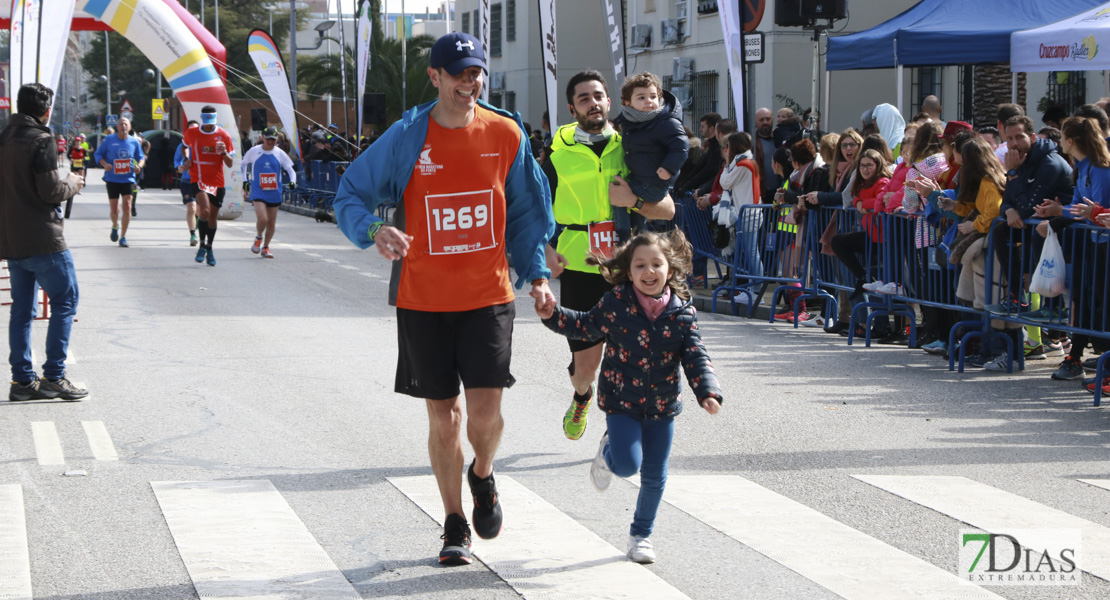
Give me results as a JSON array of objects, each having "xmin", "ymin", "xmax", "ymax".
[
  {"xmin": 1006, "ymin": 169, "xmax": 1018, "ymax": 178},
  {"xmin": 368, "ymin": 221, "xmax": 383, "ymax": 241},
  {"xmin": 633, "ymin": 197, "xmax": 645, "ymax": 211}
]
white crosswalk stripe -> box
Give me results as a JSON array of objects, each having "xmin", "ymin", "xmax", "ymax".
[
  {"xmin": 1080, "ymin": 479, "xmax": 1110, "ymax": 493},
  {"xmin": 81, "ymin": 421, "xmax": 119, "ymax": 461},
  {"xmin": 856, "ymin": 475, "xmax": 1110, "ymax": 582},
  {"xmin": 658, "ymin": 475, "xmax": 1002, "ymax": 599},
  {"xmin": 151, "ymin": 480, "xmax": 362, "ymax": 600},
  {"xmin": 0, "ymin": 485, "xmax": 32, "ymax": 600},
  {"xmin": 30, "ymin": 421, "xmax": 65, "ymax": 466},
  {"xmin": 390, "ymin": 474, "xmax": 691, "ymax": 600}
]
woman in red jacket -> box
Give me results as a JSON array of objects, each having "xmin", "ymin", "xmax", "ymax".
[{"xmin": 831, "ymin": 149, "xmax": 892, "ymax": 298}]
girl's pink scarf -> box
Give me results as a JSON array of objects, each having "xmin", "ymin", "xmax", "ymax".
[{"xmin": 634, "ymin": 286, "xmax": 672, "ymax": 322}]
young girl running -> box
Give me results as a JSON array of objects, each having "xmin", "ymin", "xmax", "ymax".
[{"xmin": 535, "ymin": 230, "xmax": 723, "ymax": 564}]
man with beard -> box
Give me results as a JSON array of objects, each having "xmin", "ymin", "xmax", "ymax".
[
  {"xmin": 542, "ymin": 69, "xmax": 676, "ymax": 441},
  {"xmin": 752, "ymin": 108, "xmax": 777, "ymax": 203}
]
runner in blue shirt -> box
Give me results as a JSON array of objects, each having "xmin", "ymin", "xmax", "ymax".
[
  {"xmin": 93, "ymin": 117, "xmax": 144, "ymax": 247},
  {"xmin": 240, "ymin": 126, "xmax": 297, "ymax": 258},
  {"xmin": 176, "ymin": 121, "xmax": 199, "ymax": 246}
]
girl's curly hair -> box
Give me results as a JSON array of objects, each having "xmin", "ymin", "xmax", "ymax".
[{"xmin": 585, "ymin": 229, "xmax": 693, "ymax": 300}]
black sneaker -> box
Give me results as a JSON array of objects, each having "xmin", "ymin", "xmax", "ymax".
[
  {"xmin": 439, "ymin": 513, "xmax": 473, "ymax": 566},
  {"xmin": 1082, "ymin": 356, "xmax": 1102, "ymax": 371},
  {"xmin": 9, "ymin": 380, "xmax": 50, "ymax": 401},
  {"xmin": 468, "ymin": 461, "xmax": 503, "ymax": 540},
  {"xmin": 37, "ymin": 377, "xmax": 88, "ymax": 401}
]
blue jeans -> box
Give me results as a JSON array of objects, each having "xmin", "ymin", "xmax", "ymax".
[
  {"xmin": 7, "ymin": 250, "xmax": 79, "ymax": 383},
  {"xmin": 604, "ymin": 413, "xmax": 675, "ymax": 537}
]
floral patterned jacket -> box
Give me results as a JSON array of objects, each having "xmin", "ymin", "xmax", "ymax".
[{"xmin": 541, "ymin": 283, "xmax": 723, "ymax": 420}]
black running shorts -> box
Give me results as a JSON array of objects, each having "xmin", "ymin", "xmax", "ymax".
[
  {"xmin": 558, "ymin": 269, "xmax": 612, "ymax": 352},
  {"xmin": 190, "ymin": 183, "xmax": 225, "ymax": 208},
  {"xmin": 395, "ymin": 302, "xmax": 516, "ymax": 400},
  {"xmin": 180, "ymin": 180, "xmax": 196, "ymax": 204},
  {"xmin": 105, "ymin": 181, "xmax": 133, "ymax": 199}
]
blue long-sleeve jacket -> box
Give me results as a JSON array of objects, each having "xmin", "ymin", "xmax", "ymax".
[
  {"xmin": 174, "ymin": 142, "xmax": 191, "ymax": 183},
  {"xmin": 333, "ymin": 99, "xmax": 554, "ymax": 290}
]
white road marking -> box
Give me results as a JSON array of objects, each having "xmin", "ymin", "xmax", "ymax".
[
  {"xmin": 1079, "ymin": 479, "xmax": 1110, "ymax": 493},
  {"xmin": 0, "ymin": 485, "xmax": 32, "ymax": 600},
  {"xmin": 338, "ymin": 265, "xmax": 359, "ymax": 271},
  {"xmin": 82, "ymin": 421, "xmax": 119, "ymax": 461},
  {"xmin": 305, "ymin": 253, "xmax": 322, "ymax": 258},
  {"xmin": 358, "ymin": 272, "xmax": 381, "ymax": 279},
  {"xmin": 390, "ymin": 474, "xmax": 690, "ymax": 600},
  {"xmin": 321, "ymin": 258, "xmax": 339, "ymax": 264},
  {"xmin": 151, "ymin": 480, "xmax": 361, "ymax": 600},
  {"xmin": 856, "ymin": 475, "xmax": 1110, "ymax": 582},
  {"xmin": 660, "ymin": 476, "xmax": 1001, "ymax": 600},
  {"xmin": 31, "ymin": 421, "xmax": 65, "ymax": 466}
]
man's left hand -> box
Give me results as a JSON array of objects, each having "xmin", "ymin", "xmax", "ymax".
[{"xmin": 608, "ymin": 174, "xmax": 637, "ymax": 208}]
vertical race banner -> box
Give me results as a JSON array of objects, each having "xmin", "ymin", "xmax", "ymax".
[
  {"xmin": 718, "ymin": 0, "xmax": 745, "ymax": 130},
  {"xmin": 479, "ymin": 0, "xmax": 490, "ymax": 102},
  {"xmin": 9, "ymin": 0, "xmax": 75, "ymax": 116},
  {"xmin": 601, "ymin": 0, "xmax": 625, "ymax": 93},
  {"xmin": 537, "ymin": 0, "xmax": 557, "ymax": 129},
  {"xmin": 356, "ymin": 0, "xmax": 372, "ymax": 134},
  {"xmin": 247, "ymin": 29, "xmax": 301, "ymax": 159},
  {"xmin": 39, "ymin": 0, "xmax": 77, "ymax": 115},
  {"xmin": 8, "ymin": 0, "xmax": 32, "ymax": 93}
]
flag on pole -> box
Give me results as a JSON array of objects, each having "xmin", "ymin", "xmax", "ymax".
[
  {"xmin": 479, "ymin": 0, "xmax": 490, "ymax": 102},
  {"xmin": 537, "ymin": 0, "xmax": 558, "ymax": 129},
  {"xmin": 718, "ymin": 1, "xmax": 746, "ymax": 130},
  {"xmin": 247, "ymin": 29, "xmax": 301, "ymax": 159},
  {"xmin": 601, "ymin": 0, "xmax": 626, "ymax": 108},
  {"xmin": 356, "ymin": 0, "xmax": 373, "ymax": 131}
]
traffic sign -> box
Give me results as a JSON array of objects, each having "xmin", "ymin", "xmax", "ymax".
[
  {"xmin": 120, "ymin": 99, "xmax": 133, "ymax": 112},
  {"xmin": 63, "ymin": 121, "xmax": 72, "ymax": 129},
  {"xmin": 106, "ymin": 114, "xmax": 118, "ymax": 126},
  {"xmin": 744, "ymin": 32, "xmax": 765, "ymax": 64},
  {"xmin": 152, "ymin": 99, "xmax": 166, "ymax": 121},
  {"xmin": 120, "ymin": 110, "xmax": 134, "ymax": 122},
  {"xmin": 74, "ymin": 116, "xmax": 83, "ymax": 129}
]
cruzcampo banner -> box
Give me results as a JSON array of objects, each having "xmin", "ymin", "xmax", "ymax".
[
  {"xmin": 356, "ymin": 0, "xmax": 372, "ymax": 132},
  {"xmin": 601, "ymin": 0, "xmax": 626, "ymax": 99},
  {"xmin": 718, "ymin": 0, "xmax": 745, "ymax": 130},
  {"xmin": 537, "ymin": 0, "xmax": 557, "ymax": 129},
  {"xmin": 247, "ymin": 29, "xmax": 300, "ymax": 159}
]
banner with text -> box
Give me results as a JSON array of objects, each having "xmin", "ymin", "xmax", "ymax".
[
  {"xmin": 601, "ymin": 0, "xmax": 626, "ymax": 116},
  {"xmin": 537, "ymin": 0, "xmax": 557, "ymax": 129},
  {"xmin": 718, "ymin": 0, "xmax": 745, "ymax": 130},
  {"xmin": 356, "ymin": 0, "xmax": 373, "ymax": 132},
  {"xmin": 247, "ymin": 29, "xmax": 300, "ymax": 159}
]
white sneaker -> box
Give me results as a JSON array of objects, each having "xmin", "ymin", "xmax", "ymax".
[
  {"xmin": 590, "ymin": 432, "xmax": 612, "ymax": 491},
  {"xmin": 984, "ymin": 355, "xmax": 1022, "ymax": 372},
  {"xmin": 628, "ymin": 535, "xmax": 656, "ymax": 564},
  {"xmin": 861, "ymin": 280, "xmax": 886, "ymax": 293},
  {"xmin": 876, "ymin": 282, "xmax": 903, "ymax": 295},
  {"xmin": 733, "ymin": 290, "xmax": 761, "ymax": 306},
  {"xmin": 799, "ymin": 314, "xmax": 825, "ymax": 328}
]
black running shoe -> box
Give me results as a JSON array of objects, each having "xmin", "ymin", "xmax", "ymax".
[
  {"xmin": 468, "ymin": 461, "xmax": 503, "ymax": 540},
  {"xmin": 439, "ymin": 513, "xmax": 472, "ymax": 566},
  {"xmin": 9, "ymin": 380, "xmax": 49, "ymax": 402},
  {"xmin": 37, "ymin": 377, "xmax": 88, "ymax": 401}
]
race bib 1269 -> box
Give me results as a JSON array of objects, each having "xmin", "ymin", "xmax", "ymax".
[{"xmin": 424, "ymin": 190, "xmax": 496, "ymax": 255}]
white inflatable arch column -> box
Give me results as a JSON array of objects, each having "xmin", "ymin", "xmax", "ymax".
[{"xmin": 79, "ymin": 0, "xmax": 244, "ymax": 218}]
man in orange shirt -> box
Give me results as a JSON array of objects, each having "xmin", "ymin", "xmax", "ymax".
[
  {"xmin": 333, "ymin": 32, "xmax": 554, "ymax": 566},
  {"xmin": 181, "ymin": 106, "xmax": 234, "ymax": 266}
]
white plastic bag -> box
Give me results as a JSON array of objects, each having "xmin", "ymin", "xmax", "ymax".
[{"xmin": 1029, "ymin": 226, "xmax": 1067, "ymax": 297}]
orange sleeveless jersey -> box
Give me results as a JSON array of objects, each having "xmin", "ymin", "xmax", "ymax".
[
  {"xmin": 182, "ymin": 126, "xmax": 234, "ymax": 188},
  {"xmin": 395, "ymin": 108, "xmax": 523, "ymax": 312}
]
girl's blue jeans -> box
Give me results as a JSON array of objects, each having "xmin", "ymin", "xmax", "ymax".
[{"xmin": 604, "ymin": 413, "xmax": 675, "ymax": 538}]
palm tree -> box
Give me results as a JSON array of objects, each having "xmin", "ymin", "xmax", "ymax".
[{"xmin": 297, "ymin": 34, "xmax": 438, "ymax": 127}]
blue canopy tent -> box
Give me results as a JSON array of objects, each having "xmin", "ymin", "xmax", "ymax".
[{"xmin": 825, "ymin": 0, "xmax": 1105, "ymax": 114}]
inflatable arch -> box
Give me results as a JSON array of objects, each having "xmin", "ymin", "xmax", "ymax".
[{"xmin": 3, "ymin": 0, "xmax": 243, "ymax": 217}]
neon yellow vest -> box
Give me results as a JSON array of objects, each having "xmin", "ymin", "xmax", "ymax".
[{"xmin": 548, "ymin": 123, "xmax": 627, "ymax": 273}]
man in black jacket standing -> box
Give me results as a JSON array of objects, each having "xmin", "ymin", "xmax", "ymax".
[
  {"xmin": 0, "ymin": 83, "xmax": 87, "ymax": 401},
  {"xmin": 674, "ymin": 112, "xmax": 722, "ymax": 198}
]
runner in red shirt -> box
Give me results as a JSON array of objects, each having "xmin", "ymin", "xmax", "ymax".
[{"xmin": 181, "ymin": 105, "xmax": 234, "ymax": 266}]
